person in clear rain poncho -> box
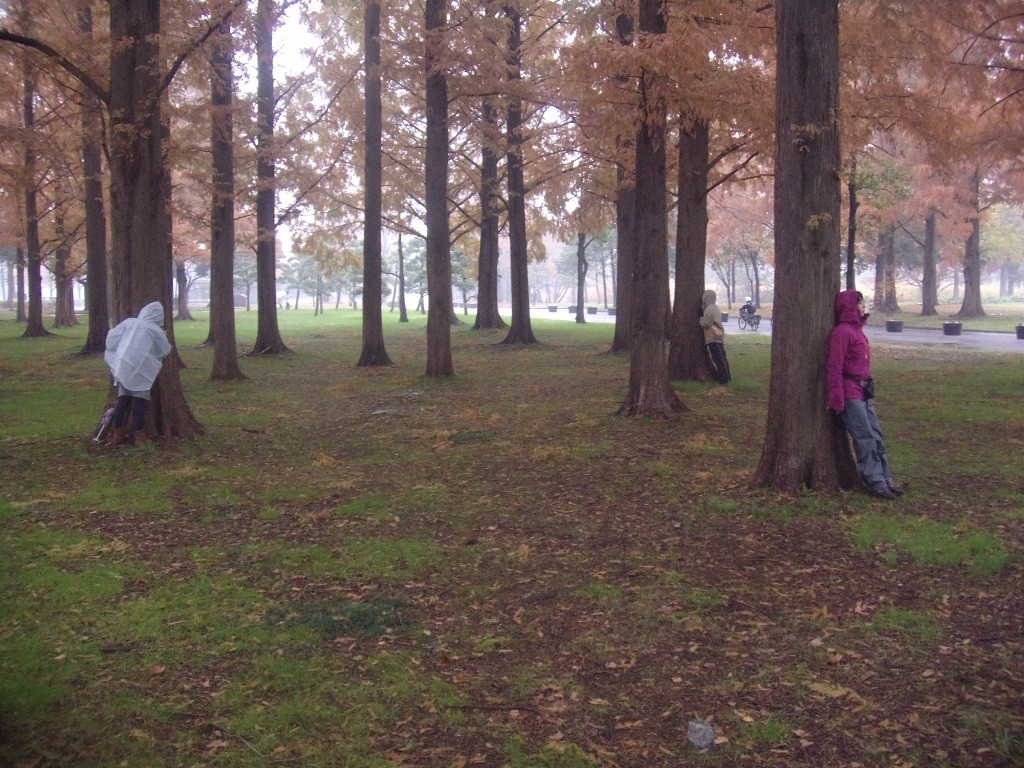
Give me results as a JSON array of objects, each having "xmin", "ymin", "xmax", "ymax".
[{"xmin": 103, "ymin": 301, "xmax": 172, "ymax": 446}]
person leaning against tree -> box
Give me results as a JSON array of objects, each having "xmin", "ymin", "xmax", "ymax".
[
  {"xmin": 103, "ymin": 301, "xmax": 172, "ymax": 447},
  {"xmin": 699, "ymin": 289, "xmax": 731, "ymax": 385},
  {"xmin": 827, "ymin": 289, "xmax": 902, "ymax": 500}
]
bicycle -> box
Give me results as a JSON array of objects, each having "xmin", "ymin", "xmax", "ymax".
[{"xmin": 737, "ymin": 308, "xmax": 761, "ymax": 331}]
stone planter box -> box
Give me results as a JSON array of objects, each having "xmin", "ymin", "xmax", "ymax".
[
  {"xmin": 1016, "ymin": 324, "xmax": 1024, "ymax": 340},
  {"xmin": 943, "ymin": 321, "xmax": 962, "ymax": 336},
  {"xmin": 607, "ymin": 308, "xmax": 616, "ymax": 316},
  {"xmin": 568, "ymin": 306, "xmax": 577, "ymax": 313},
  {"xmin": 548, "ymin": 305, "xmax": 558, "ymax": 312},
  {"xmin": 886, "ymin": 320, "xmax": 904, "ymax": 332},
  {"xmin": 587, "ymin": 307, "xmax": 597, "ymax": 315},
  {"xmin": 721, "ymin": 313, "xmax": 729, "ymax": 322}
]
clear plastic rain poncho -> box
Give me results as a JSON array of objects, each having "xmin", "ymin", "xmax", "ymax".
[{"xmin": 104, "ymin": 301, "xmax": 172, "ymax": 395}]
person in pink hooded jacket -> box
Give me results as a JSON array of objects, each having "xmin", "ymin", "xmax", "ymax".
[{"xmin": 827, "ymin": 290, "xmax": 901, "ymax": 499}]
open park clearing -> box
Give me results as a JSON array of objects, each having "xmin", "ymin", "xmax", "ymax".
[{"xmin": 1, "ymin": 310, "xmax": 1022, "ymax": 767}]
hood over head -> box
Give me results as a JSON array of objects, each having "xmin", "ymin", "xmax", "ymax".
[
  {"xmin": 834, "ymin": 290, "xmax": 865, "ymax": 325},
  {"xmin": 138, "ymin": 301, "xmax": 165, "ymax": 327},
  {"xmin": 702, "ymin": 289, "xmax": 717, "ymax": 310}
]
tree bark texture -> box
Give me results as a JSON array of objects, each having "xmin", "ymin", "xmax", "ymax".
[
  {"xmin": 501, "ymin": 5, "xmax": 537, "ymax": 345},
  {"xmin": 53, "ymin": 211, "xmax": 77, "ymax": 328},
  {"xmin": 743, "ymin": 248, "xmax": 762, "ymax": 306},
  {"xmin": 15, "ymin": 246, "xmax": 26, "ymax": 321},
  {"xmin": 251, "ymin": 0, "xmax": 290, "ymax": 355},
  {"xmin": 845, "ymin": 156, "xmax": 858, "ymax": 291},
  {"xmin": 159, "ymin": 92, "xmax": 187, "ymax": 371},
  {"xmin": 872, "ymin": 232, "xmax": 884, "ymax": 309},
  {"xmin": 611, "ymin": 164, "xmax": 635, "ymax": 353},
  {"xmin": 618, "ymin": 0, "xmax": 685, "ymax": 418},
  {"xmin": 609, "ymin": 11, "xmax": 635, "ymax": 354},
  {"xmin": 176, "ymin": 261, "xmax": 194, "ymax": 321},
  {"xmin": 921, "ymin": 210, "xmax": 938, "ymax": 314},
  {"xmin": 78, "ymin": 2, "xmax": 109, "ymax": 353},
  {"xmin": 209, "ymin": 14, "xmax": 244, "ymax": 381},
  {"xmin": 473, "ymin": 0, "xmax": 506, "ymax": 331},
  {"xmin": 109, "ymin": 0, "xmax": 201, "ymax": 440},
  {"xmin": 754, "ymin": 0, "xmax": 857, "ymax": 491},
  {"xmin": 473, "ymin": 97, "xmax": 506, "ymax": 330},
  {"xmin": 22, "ymin": 60, "xmax": 49, "ymax": 338},
  {"xmin": 668, "ymin": 116, "xmax": 716, "ymax": 382},
  {"xmin": 575, "ymin": 232, "xmax": 588, "ymax": 324},
  {"xmin": 398, "ymin": 232, "xmax": 409, "ymax": 322},
  {"xmin": 358, "ymin": 1, "xmax": 392, "ymax": 366},
  {"xmin": 425, "ymin": 0, "xmax": 454, "ymax": 375},
  {"xmin": 956, "ymin": 168, "xmax": 985, "ymax": 318},
  {"xmin": 879, "ymin": 228, "xmax": 899, "ymax": 313}
]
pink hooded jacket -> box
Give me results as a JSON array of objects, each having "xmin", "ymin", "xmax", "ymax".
[{"xmin": 827, "ymin": 290, "xmax": 871, "ymax": 412}]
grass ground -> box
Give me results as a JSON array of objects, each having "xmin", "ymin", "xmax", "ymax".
[{"xmin": 1, "ymin": 309, "xmax": 1022, "ymax": 767}]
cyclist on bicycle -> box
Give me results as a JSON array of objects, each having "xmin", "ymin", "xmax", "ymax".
[{"xmin": 739, "ymin": 297, "xmax": 756, "ymax": 319}]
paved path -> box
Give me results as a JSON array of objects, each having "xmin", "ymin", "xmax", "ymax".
[
  {"xmin": 534, "ymin": 307, "xmax": 1024, "ymax": 354},
  {"xmin": 860, "ymin": 323, "xmax": 1024, "ymax": 354}
]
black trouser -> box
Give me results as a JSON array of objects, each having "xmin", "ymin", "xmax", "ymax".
[
  {"xmin": 111, "ymin": 395, "xmax": 148, "ymax": 432},
  {"xmin": 706, "ymin": 341, "xmax": 731, "ymax": 384}
]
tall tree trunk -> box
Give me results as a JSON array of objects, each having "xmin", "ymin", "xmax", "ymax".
[
  {"xmin": 78, "ymin": 1, "xmax": 109, "ymax": 353},
  {"xmin": 872, "ymin": 232, "xmax": 885, "ymax": 310},
  {"xmin": 845, "ymin": 154, "xmax": 858, "ymax": 290},
  {"xmin": 209, "ymin": 12, "xmax": 244, "ymax": 381},
  {"xmin": 398, "ymin": 232, "xmax": 409, "ymax": 322},
  {"xmin": 176, "ymin": 261, "xmax": 194, "ymax": 321},
  {"xmin": 956, "ymin": 167, "xmax": 985, "ymax": 318},
  {"xmin": 753, "ymin": 0, "xmax": 857, "ymax": 492},
  {"xmin": 611, "ymin": 162, "xmax": 636, "ymax": 353},
  {"xmin": 251, "ymin": 0, "xmax": 290, "ymax": 355},
  {"xmin": 359, "ymin": 0, "xmax": 392, "ymax": 366},
  {"xmin": 500, "ymin": 4, "xmax": 537, "ymax": 345},
  {"xmin": 601, "ymin": 251, "xmax": 609, "ymax": 307},
  {"xmin": 109, "ymin": 0, "xmax": 201, "ymax": 440},
  {"xmin": 160, "ymin": 93, "xmax": 187, "ymax": 371},
  {"xmin": 15, "ymin": 246, "xmax": 26, "ymax": 322},
  {"xmin": 22, "ymin": 59, "xmax": 49, "ymax": 338},
  {"xmin": 750, "ymin": 250, "xmax": 761, "ymax": 306},
  {"xmin": 668, "ymin": 115, "xmax": 716, "ymax": 382},
  {"xmin": 53, "ymin": 211, "xmax": 78, "ymax": 328},
  {"xmin": 618, "ymin": 0, "xmax": 685, "ymax": 417},
  {"xmin": 575, "ymin": 232, "xmax": 588, "ymax": 324},
  {"xmin": 880, "ymin": 228, "xmax": 899, "ymax": 313},
  {"xmin": 473, "ymin": 0, "xmax": 506, "ymax": 331},
  {"xmin": 424, "ymin": 0, "xmax": 453, "ymax": 375},
  {"xmin": 473, "ymin": 115, "xmax": 504, "ymax": 330},
  {"xmin": 610, "ymin": 10, "xmax": 635, "ymax": 354}
]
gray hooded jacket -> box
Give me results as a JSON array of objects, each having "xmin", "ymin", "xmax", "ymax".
[{"xmin": 698, "ymin": 289, "xmax": 725, "ymax": 344}]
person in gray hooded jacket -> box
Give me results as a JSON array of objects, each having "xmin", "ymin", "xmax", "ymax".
[
  {"xmin": 699, "ymin": 289, "xmax": 730, "ymax": 384},
  {"xmin": 104, "ymin": 301, "xmax": 172, "ymax": 446}
]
